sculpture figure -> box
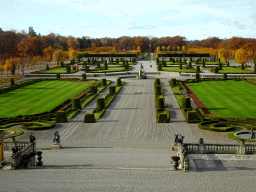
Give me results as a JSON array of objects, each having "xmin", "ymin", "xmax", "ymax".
[
  {"xmin": 29, "ymin": 132, "xmax": 36, "ymax": 143},
  {"xmin": 174, "ymin": 134, "xmax": 185, "ymax": 144},
  {"xmin": 53, "ymin": 131, "xmax": 60, "ymax": 144},
  {"xmin": 11, "ymin": 146, "xmax": 19, "ymax": 157}
]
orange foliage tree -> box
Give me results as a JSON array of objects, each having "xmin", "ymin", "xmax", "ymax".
[
  {"xmin": 53, "ymin": 49, "xmax": 65, "ymax": 64},
  {"xmin": 235, "ymin": 48, "xmax": 248, "ymax": 64},
  {"xmin": 218, "ymin": 48, "xmax": 231, "ymax": 62}
]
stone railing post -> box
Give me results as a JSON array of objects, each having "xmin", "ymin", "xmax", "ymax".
[
  {"xmin": 238, "ymin": 144, "xmax": 246, "ymax": 155},
  {"xmin": 198, "ymin": 143, "xmax": 206, "ymax": 154},
  {"xmin": 29, "ymin": 142, "xmax": 36, "ymax": 166}
]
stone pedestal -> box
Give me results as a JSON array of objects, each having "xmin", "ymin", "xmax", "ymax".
[{"xmin": 52, "ymin": 143, "xmax": 62, "ymax": 149}]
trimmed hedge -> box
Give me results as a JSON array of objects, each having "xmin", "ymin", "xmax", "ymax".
[
  {"xmin": 198, "ymin": 121, "xmax": 234, "ymax": 132},
  {"xmin": 66, "ymin": 66, "xmax": 71, "ymax": 73},
  {"xmin": 21, "ymin": 120, "xmax": 55, "ymax": 130},
  {"xmin": 90, "ymin": 86, "xmax": 97, "ymax": 94},
  {"xmin": 170, "ymin": 78, "xmax": 176, "ymax": 87},
  {"xmin": 82, "ymin": 73, "xmax": 86, "ymax": 80},
  {"xmin": 155, "ymin": 79, "xmax": 160, "ymax": 85},
  {"xmin": 181, "ymin": 97, "xmax": 191, "ymax": 108},
  {"xmin": 223, "ymin": 73, "xmax": 227, "ymax": 79},
  {"xmin": 186, "ymin": 111, "xmax": 198, "ymax": 123},
  {"xmin": 104, "ymin": 63, "xmax": 108, "ymax": 70},
  {"xmin": 117, "ymin": 78, "xmax": 121, "ymax": 86},
  {"xmin": 46, "ymin": 64, "xmax": 49, "ymax": 70},
  {"xmin": 179, "ymin": 63, "xmax": 182, "ymax": 69},
  {"xmin": 101, "ymin": 78, "xmax": 107, "ymax": 86},
  {"xmin": 55, "ymin": 111, "xmax": 67, "ymax": 123},
  {"xmin": 195, "ymin": 73, "xmax": 200, "ymax": 80},
  {"xmin": 214, "ymin": 67, "xmax": 218, "ymax": 73},
  {"xmin": 84, "ymin": 113, "xmax": 95, "ymax": 123},
  {"xmin": 72, "ymin": 98, "xmax": 82, "ymax": 109},
  {"xmin": 157, "ymin": 113, "xmax": 168, "ymax": 123},
  {"xmin": 218, "ymin": 63, "xmax": 222, "ymax": 70},
  {"xmin": 96, "ymin": 98, "xmax": 105, "ymax": 111},
  {"xmin": 56, "ymin": 73, "xmax": 60, "ymax": 79},
  {"xmin": 196, "ymin": 66, "xmax": 200, "ymax": 72},
  {"xmin": 109, "ymin": 86, "xmax": 116, "ymax": 95},
  {"xmin": 155, "ymin": 85, "xmax": 162, "ymax": 95},
  {"xmin": 156, "ymin": 97, "xmax": 164, "ymax": 109},
  {"xmin": 241, "ymin": 64, "xmax": 244, "ymax": 70}
]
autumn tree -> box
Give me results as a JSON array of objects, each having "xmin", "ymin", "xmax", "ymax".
[
  {"xmin": 235, "ymin": 48, "xmax": 248, "ymax": 64},
  {"xmin": 167, "ymin": 46, "xmax": 171, "ymax": 51},
  {"xmin": 162, "ymin": 46, "xmax": 166, "ymax": 51},
  {"xmin": 17, "ymin": 37, "xmax": 40, "ymax": 57},
  {"xmin": 67, "ymin": 38, "xmax": 80, "ymax": 50},
  {"xmin": 218, "ymin": 48, "xmax": 231, "ymax": 62},
  {"xmin": 4, "ymin": 58, "xmax": 13, "ymax": 76},
  {"xmin": 156, "ymin": 46, "xmax": 160, "ymax": 51},
  {"xmin": 0, "ymin": 31, "xmax": 18, "ymax": 59},
  {"xmin": 0, "ymin": 61, "xmax": 4, "ymax": 78},
  {"xmin": 137, "ymin": 46, "xmax": 141, "ymax": 51},
  {"xmin": 182, "ymin": 45, "xmax": 186, "ymax": 51},
  {"xmin": 69, "ymin": 48, "xmax": 77, "ymax": 60},
  {"xmin": 43, "ymin": 46, "xmax": 55, "ymax": 63},
  {"xmin": 53, "ymin": 49, "xmax": 65, "ymax": 64}
]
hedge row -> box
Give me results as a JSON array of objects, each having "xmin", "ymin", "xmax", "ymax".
[
  {"xmin": 0, "ymin": 79, "xmax": 46, "ymax": 94},
  {"xmin": 89, "ymin": 81, "xmax": 125, "ymax": 122},
  {"xmin": 169, "ymin": 80, "xmax": 199, "ymax": 123},
  {"xmin": 64, "ymin": 80, "xmax": 112, "ymax": 120},
  {"xmin": 21, "ymin": 120, "xmax": 55, "ymax": 130},
  {"xmin": 198, "ymin": 120, "xmax": 234, "ymax": 132},
  {"xmin": 154, "ymin": 79, "xmax": 170, "ymax": 123}
]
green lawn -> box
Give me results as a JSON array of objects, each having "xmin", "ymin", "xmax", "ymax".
[
  {"xmin": 212, "ymin": 67, "xmax": 253, "ymax": 74},
  {"xmin": 0, "ymin": 80, "xmax": 93, "ymax": 118},
  {"xmin": 166, "ymin": 61, "xmax": 185, "ymax": 65},
  {"xmin": 90, "ymin": 66, "xmax": 131, "ymax": 73},
  {"xmin": 36, "ymin": 67, "xmax": 78, "ymax": 74},
  {"xmin": 162, "ymin": 66, "xmax": 197, "ymax": 73},
  {"xmin": 187, "ymin": 81, "xmax": 256, "ymax": 118}
]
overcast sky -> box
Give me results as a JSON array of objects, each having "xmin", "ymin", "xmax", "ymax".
[{"xmin": 1, "ymin": 0, "xmax": 255, "ymax": 40}]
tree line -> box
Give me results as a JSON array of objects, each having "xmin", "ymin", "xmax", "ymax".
[{"xmin": 1, "ymin": 26, "xmax": 256, "ymax": 75}]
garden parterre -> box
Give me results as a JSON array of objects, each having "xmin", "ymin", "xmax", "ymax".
[
  {"xmin": 187, "ymin": 80, "xmax": 256, "ymax": 119},
  {"xmin": 0, "ymin": 80, "xmax": 93, "ymax": 118}
]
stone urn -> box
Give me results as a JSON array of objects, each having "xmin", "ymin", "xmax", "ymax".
[
  {"xmin": 199, "ymin": 138, "xmax": 204, "ymax": 144},
  {"xmin": 171, "ymin": 156, "xmax": 180, "ymax": 170}
]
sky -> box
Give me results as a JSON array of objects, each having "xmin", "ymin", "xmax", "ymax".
[{"xmin": 1, "ymin": 0, "xmax": 256, "ymax": 40}]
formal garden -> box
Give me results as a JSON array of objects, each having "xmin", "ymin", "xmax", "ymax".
[
  {"xmin": 169, "ymin": 76, "xmax": 256, "ymax": 142},
  {"xmin": 0, "ymin": 76, "xmax": 125, "ymax": 139}
]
